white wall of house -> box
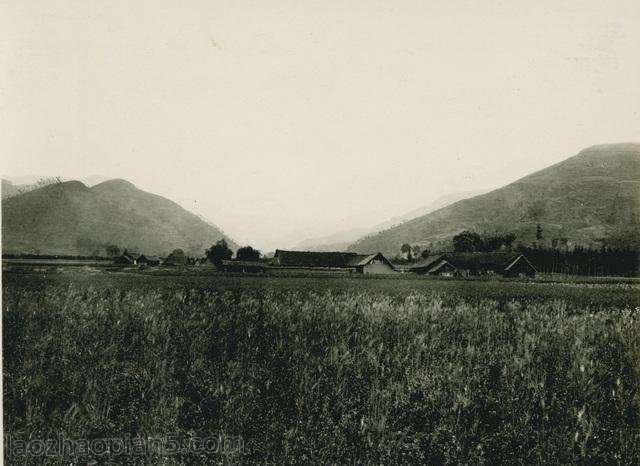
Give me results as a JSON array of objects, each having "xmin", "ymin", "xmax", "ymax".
[{"xmin": 362, "ymin": 261, "xmax": 395, "ymax": 274}]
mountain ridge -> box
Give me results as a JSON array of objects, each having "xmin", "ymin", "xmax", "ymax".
[
  {"xmin": 2, "ymin": 179, "xmax": 236, "ymax": 256},
  {"xmin": 347, "ymin": 143, "xmax": 640, "ymax": 256}
]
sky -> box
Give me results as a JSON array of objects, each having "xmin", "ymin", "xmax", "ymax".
[{"xmin": 2, "ymin": 0, "xmax": 639, "ymax": 251}]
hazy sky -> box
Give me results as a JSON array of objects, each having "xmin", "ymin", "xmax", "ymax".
[{"xmin": 2, "ymin": 0, "xmax": 639, "ymax": 250}]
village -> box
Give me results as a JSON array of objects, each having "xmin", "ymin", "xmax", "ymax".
[{"xmin": 113, "ymin": 247, "xmax": 537, "ymax": 278}]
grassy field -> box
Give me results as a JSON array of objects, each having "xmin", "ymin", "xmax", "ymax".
[{"xmin": 3, "ymin": 268, "xmax": 640, "ymax": 464}]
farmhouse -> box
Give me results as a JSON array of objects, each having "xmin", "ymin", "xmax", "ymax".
[
  {"xmin": 163, "ymin": 249, "xmax": 187, "ymax": 266},
  {"xmin": 272, "ymin": 250, "xmax": 396, "ymax": 274},
  {"xmin": 138, "ymin": 254, "xmax": 160, "ymax": 266},
  {"xmin": 113, "ymin": 251, "xmax": 162, "ymax": 266},
  {"xmin": 501, "ymin": 254, "xmax": 537, "ymax": 278},
  {"xmin": 411, "ymin": 255, "xmax": 458, "ymax": 276},
  {"xmin": 113, "ymin": 251, "xmax": 141, "ymax": 265},
  {"xmin": 411, "ymin": 252, "xmax": 536, "ymax": 278}
]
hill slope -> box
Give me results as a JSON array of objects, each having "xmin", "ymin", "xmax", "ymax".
[
  {"xmin": 293, "ymin": 190, "xmax": 488, "ymax": 252},
  {"xmin": 2, "ymin": 179, "xmax": 236, "ymax": 256},
  {"xmin": 348, "ymin": 143, "xmax": 640, "ymax": 256}
]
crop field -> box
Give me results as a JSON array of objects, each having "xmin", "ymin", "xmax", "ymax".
[{"xmin": 3, "ymin": 267, "xmax": 640, "ymax": 464}]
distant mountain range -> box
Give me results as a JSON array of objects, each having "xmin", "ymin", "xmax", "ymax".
[
  {"xmin": 292, "ymin": 190, "xmax": 487, "ymax": 252},
  {"xmin": 2, "ymin": 179, "xmax": 235, "ymax": 256},
  {"xmin": 3, "ymin": 143, "xmax": 638, "ymax": 258},
  {"xmin": 348, "ymin": 143, "xmax": 640, "ymax": 256}
]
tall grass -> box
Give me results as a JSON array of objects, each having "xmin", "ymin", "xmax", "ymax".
[{"xmin": 3, "ymin": 285, "xmax": 640, "ymax": 464}]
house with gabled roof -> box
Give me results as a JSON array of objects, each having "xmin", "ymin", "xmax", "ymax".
[
  {"xmin": 411, "ymin": 255, "xmax": 458, "ymax": 276},
  {"xmin": 272, "ymin": 250, "xmax": 396, "ymax": 274},
  {"xmin": 348, "ymin": 252, "xmax": 397, "ymax": 274},
  {"xmin": 138, "ymin": 254, "xmax": 160, "ymax": 266},
  {"xmin": 411, "ymin": 252, "xmax": 536, "ymax": 278},
  {"xmin": 501, "ymin": 254, "xmax": 537, "ymax": 277},
  {"xmin": 113, "ymin": 250, "xmax": 141, "ymax": 265}
]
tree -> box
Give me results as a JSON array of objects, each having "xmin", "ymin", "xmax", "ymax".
[
  {"xmin": 536, "ymin": 224, "xmax": 543, "ymax": 241},
  {"xmin": 479, "ymin": 233, "xmax": 517, "ymax": 252},
  {"xmin": 482, "ymin": 235, "xmax": 504, "ymax": 252},
  {"xmin": 503, "ymin": 233, "xmax": 517, "ymax": 251},
  {"xmin": 421, "ymin": 249, "xmax": 431, "ymax": 259},
  {"xmin": 206, "ymin": 239, "xmax": 233, "ymax": 268},
  {"xmin": 236, "ymin": 245, "xmax": 261, "ymax": 261},
  {"xmin": 453, "ymin": 230, "xmax": 483, "ymax": 252},
  {"xmin": 105, "ymin": 244, "xmax": 121, "ymax": 257},
  {"xmin": 411, "ymin": 245, "xmax": 421, "ymax": 260},
  {"xmin": 400, "ymin": 243, "xmax": 413, "ymax": 261}
]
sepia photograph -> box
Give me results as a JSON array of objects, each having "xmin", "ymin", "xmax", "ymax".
[{"xmin": 1, "ymin": 0, "xmax": 639, "ymax": 464}]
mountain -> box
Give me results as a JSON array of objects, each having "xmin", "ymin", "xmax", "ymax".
[
  {"xmin": 2, "ymin": 179, "xmax": 236, "ymax": 256},
  {"xmin": 369, "ymin": 190, "xmax": 489, "ymax": 233},
  {"xmin": 2, "ymin": 175, "xmax": 109, "ymax": 200},
  {"xmin": 348, "ymin": 143, "xmax": 640, "ymax": 256},
  {"xmin": 2, "ymin": 180, "xmax": 22, "ymax": 199},
  {"xmin": 293, "ymin": 190, "xmax": 488, "ymax": 252}
]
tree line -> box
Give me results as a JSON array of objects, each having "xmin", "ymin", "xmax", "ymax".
[
  {"xmin": 517, "ymin": 245, "xmax": 639, "ymax": 277},
  {"xmin": 204, "ymin": 240, "xmax": 262, "ymax": 267},
  {"xmin": 103, "ymin": 239, "xmax": 263, "ymax": 269}
]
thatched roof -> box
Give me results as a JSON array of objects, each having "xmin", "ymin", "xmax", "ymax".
[
  {"xmin": 273, "ymin": 250, "xmax": 390, "ymax": 269},
  {"xmin": 442, "ymin": 252, "xmax": 520, "ymax": 271},
  {"xmin": 411, "ymin": 254, "xmax": 445, "ymax": 271},
  {"xmin": 428, "ymin": 259, "xmax": 457, "ymax": 274},
  {"xmin": 504, "ymin": 254, "xmax": 537, "ymax": 272},
  {"xmin": 411, "ymin": 252, "xmax": 535, "ymax": 273},
  {"xmin": 349, "ymin": 253, "xmax": 396, "ymax": 268}
]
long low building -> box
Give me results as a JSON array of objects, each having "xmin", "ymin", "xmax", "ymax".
[
  {"xmin": 411, "ymin": 252, "xmax": 536, "ymax": 278},
  {"xmin": 271, "ymin": 249, "xmax": 396, "ymax": 274},
  {"xmin": 221, "ymin": 260, "xmax": 266, "ymax": 273}
]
